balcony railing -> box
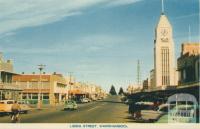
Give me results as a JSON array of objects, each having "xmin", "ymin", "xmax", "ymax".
[{"xmin": 0, "ymin": 82, "xmax": 22, "ymax": 90}]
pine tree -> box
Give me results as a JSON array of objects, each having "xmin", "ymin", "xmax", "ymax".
[
  {"xmin": 118, "ymin": 87, "xmax": 124, "ymax": 95},
  {"xmin": 109, "ymin": 85, "xmax": 117, "ymax": 95}
]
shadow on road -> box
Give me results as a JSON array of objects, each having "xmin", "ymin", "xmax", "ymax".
[
  {"xmin": 124, "ymin": 116, "xmax": 146, "ymax": 123},
  {"xmin": 98, "ymin": 100, "xmax": 123, "ymax": 104}
]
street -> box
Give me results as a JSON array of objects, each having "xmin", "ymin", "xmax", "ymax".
[{"xmin": 0, "ymin": 96, "xmax": 130, "ymax": 123}]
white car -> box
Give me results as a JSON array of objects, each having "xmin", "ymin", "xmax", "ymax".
[
  {"xmin": 86, "ymin": 98, "xmax": 92, "ymax": 102},
  {"xmin": 141, "ymin": 104, "xmax": 169, "ymax": 122},
  {"xmin": 81, "ymin": 98, "xmax": 89, "ymax": 103}
]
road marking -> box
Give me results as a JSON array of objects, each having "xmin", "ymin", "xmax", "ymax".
[{"xmin": 87, "ymin": 106, "xmax": 99, "ymax": 111}]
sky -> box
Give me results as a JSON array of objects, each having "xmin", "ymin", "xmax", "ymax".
[{"xmin": 0, "ymin": 0, "xmax": 199, "ymax": 92}]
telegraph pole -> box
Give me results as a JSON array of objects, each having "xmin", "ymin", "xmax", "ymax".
[
  {"xmin": 68, "ymin": 72, "xmax": 73, "ymax": 99},
  {"xmin": 37, "ymin": 64, "xmax": 45, "ymax": 109}
]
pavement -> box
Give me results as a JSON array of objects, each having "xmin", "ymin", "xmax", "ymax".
[{"xmin": 0, "ymin": 95, "xmax": 131, "ymax": 123}]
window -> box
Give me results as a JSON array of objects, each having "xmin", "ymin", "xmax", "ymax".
[
  {"xmin": 160, "ymin": 107, "xmax": 168, "ymax": 112},
  {"xmin": 22, "ymin": 94, "xmax": 27, "ymax": 99},
  {"xmin": 32, "ymin": 94, "xmax": 38, "ymax": 99},
  {"xmin": 43, "ymin": 94, "xmax": 49, "ymax": 99},
  {"xmin": 161, "ymin": 47, "xmax": 170, "ymax": 85}
]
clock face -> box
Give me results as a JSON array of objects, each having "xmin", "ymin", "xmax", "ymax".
[
  {"xmin": 160, "ymin": 28, "xmax": 169, "ymax": 42},
  {"xmin": 161, "ymin": 29, "xmax": 168, "ymax": 37}
]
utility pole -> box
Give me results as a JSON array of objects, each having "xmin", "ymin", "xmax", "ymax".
[
  {"xmin": 68, "ymin": 72, "xmax": 73, "ymax": 99},
  {"xmin": 37, "ymin": 64, "xmax": 45, "ymax": 109}
]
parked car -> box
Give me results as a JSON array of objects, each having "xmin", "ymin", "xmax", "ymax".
[
  {"xmin": 0, "ymin": 100, "xmax": 14, "ymax": 115},
  {"xmin": 64, "ymin": 100, "xmax": 78, "ymax": 110},
  {"xmin": 85, "ymin": 98, "xmax": 92, "ymax": 102},
  {"xmin": 17, "ymin": 100, "xmax": 31, "ymax": 114},
  {"xmin": 81, "ymin": 98, "xmax": 89, "ymax": 103},
  {"xmin": 140, "ymin": 104, "xmax": 169, "ymax": 122},
  {"xmin": 91, "ymin": 97, "xmax": 97, "ymax": 101},
  {"xmin": 0, "ymin": 100, "xmax": 31, "ymax": 115}
]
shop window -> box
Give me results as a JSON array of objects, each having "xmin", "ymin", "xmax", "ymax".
[
  {"xmin": 43, "ymin": 94, "xmax": 49, "ymax": 99},
  {"xmin": 32, "ymin": 94, "xmax": 38, "ymax": 99},
  {"xmin": 22, "ymin": 94, "xmax": 27, "ymax": 99}
]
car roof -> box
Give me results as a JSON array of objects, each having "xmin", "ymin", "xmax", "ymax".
[
  {"xmin": 136, "ymin": 102, "xmax": 154, "ymax": 105},
  {"xmin": 158, "ymin": 104, "xmax": 169, "ymax": 109},
  {"xmin": 0, "ymin": 100, "xmax": 15, "ymax": 102}
]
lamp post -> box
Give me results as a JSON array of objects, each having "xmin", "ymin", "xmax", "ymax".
[{"xmin": 37, "ymin": 64, "xmax": 45, "ymax": 109}]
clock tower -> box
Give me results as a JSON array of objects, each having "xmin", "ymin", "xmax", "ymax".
[{"xmin": 154, "ymin": 8, "xmax": 176, "ymax": 89}]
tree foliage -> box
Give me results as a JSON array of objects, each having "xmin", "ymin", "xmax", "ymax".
[
  {"xmin": 109, "ymin": 85, "xmax": 117, "ymax": 95},
  {"xmin": 118, "ymin": 87, "xmax": 124, "ymax": 95}
]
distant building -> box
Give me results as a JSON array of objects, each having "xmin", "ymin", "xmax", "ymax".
[
  {"xmin": 127, "ymin": 84, "xmax": 141, "ymax": 94},
  {"xmin": 68, "ymin": 81, "xmax": 88, "ymax": 100},
  {"xmin": 177, "ymin": 43, "xmax": 200, "ymax": 86},
  {"xmin": 12, "ymin": 73, "xmax": 68, "ymax": 105},
  {"xmin": 149, "ymin": 69, "xmax": 155, "ymax": 91},
  {"xmin": 68, "ymin": 81, "xmax": 105, "ymax": 100},
  {"xmin": 154, "ymin": 11, "xmax": 177, "ymax": 90},
  {"xmin": 142, "ymin": 78, "xmax": 149, "ymax": 91},
  {"xmin": 0, "ymin": 52, "xmax": 22, "ymax": 100}
]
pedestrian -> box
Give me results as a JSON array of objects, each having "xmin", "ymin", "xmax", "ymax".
[
  {"xmin": 11, "ymin": 101, "xmax": 21, "ymax": 122},
  {"xmin": 129, "ymin": 101, "xmax": 136, "ymax": 118}
]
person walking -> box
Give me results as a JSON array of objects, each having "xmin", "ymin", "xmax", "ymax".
[{"xmin": 11, "ymin": 101, "xmax": 21, "ymax": 123}]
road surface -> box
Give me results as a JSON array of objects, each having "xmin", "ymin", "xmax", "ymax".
[{"xmin": 0, "ymin": 95, "xmax": 131, "ymax": 123}]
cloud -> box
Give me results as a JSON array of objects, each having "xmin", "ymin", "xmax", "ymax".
[
  {"xmin": 1, "ymin": 34, "xmax": 131, "ymax": 54},
  {"xmin": 174, "ymin": 13, "xmax": 199, "ymax": 20},
  {"xmin": 106, "ymin": 0, "xmax": 142, "ymax": 7},
  {"xmin": 0, "ymin": 0, "xmax": 142, "ymax": 35}
]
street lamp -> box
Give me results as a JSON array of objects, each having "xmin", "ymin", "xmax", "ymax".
[{"xmin": 37, "ymin": 64, "xmax": 45, "ymax": 109}]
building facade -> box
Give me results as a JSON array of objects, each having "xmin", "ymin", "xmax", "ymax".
[
  {"xmin": 0, "ymin": 52, "xmax": 22, "ymax": 100},
  {"xmin": 177, "ymin": 43, "xmax": 200, "ymax": 86},
  {"xmin": 149, "ymin": 69, "xmax": 155, "ymax": 90},
  {"xmin": 154, "ymin": 12, "xmax": 177, "ymax": 90},
  {"xmin": 142, "ymin": 78, "xmax": 149, "ymax": 91},
  {"xmin": 67, "ymin": 80, "xmax": 106, "ymax": 101},
  {"xmin": 12, "ymin": 73, "xmax": 68, "ymax": 105},
  {"xmin": 127, "ymin": 84, "xmax": 142, "ymax": 94}
]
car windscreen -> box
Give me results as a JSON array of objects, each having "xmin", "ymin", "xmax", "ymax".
[
  {"xmin": 66, "ymin": 101, "xmax": 73, "ymax": 104},
  {"xmin": 7, "ymin": 101, "xmax": 14, "ymax": 104}
]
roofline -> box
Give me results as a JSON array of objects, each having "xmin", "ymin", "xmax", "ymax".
[{"xmin": 0, "ymin": 70, "xmax": 19, "ymax": 75}]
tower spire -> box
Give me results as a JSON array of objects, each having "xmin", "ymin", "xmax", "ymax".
[{"xmin": 161, "ymin": 0, "xmax": 164, "ymax": 14}]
